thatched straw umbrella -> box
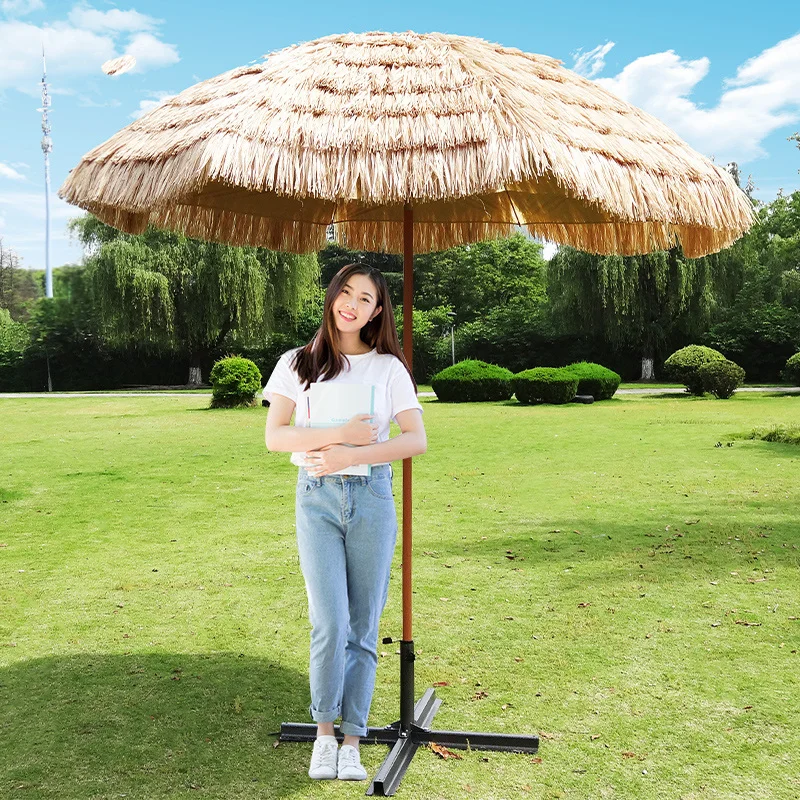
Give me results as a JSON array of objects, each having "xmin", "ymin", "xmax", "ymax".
[
  {"xmin": 60, "ymin": 31, "xmax": 753, "ymax": 258},
  {"xmin": 59, "ymin": 31, "xmax": 755, "ymax": 795}
]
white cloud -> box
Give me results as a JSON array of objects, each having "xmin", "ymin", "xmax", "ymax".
[
  {"xmin": 125, "ymin": 33, "xmax": 179, "ymax": 72},
  {"xmin": 0, "ymin": 191, "xmax": 77, "ymax": 222},
  {"xmin": 572, "ymin": 42, "xmax": 615, "ymax": 78},
  {"xmin": 0, "ymin": 20, "xmax": 115, "ymax": 91},
  {"xmin": 1, "ymin": 0, "xmax": 44, "ymax": 15},
  {"xmin": 595, "ymin": 33, "xmax": 800, "ymax": 164},
  {"xmin": 0, "ymin": 162, "xmax": 26, "ymax": 181},
  {"xmin": 130, "ymin": 91, "xmax": 175, "ymax": 119},
  {"xmin": 0, "ymin": 5, "xmax": 179, "ymax": 92},
  {"xmin": 67, "ymin": 5, "xmax": 159, "ymax": 33}
]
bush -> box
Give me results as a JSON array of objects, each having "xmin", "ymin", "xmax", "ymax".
[
  {"xmin": 209, "ymin": 356, "xmax": 262, "ymax": 407},
  {"xmin": 746, "ymin": 424, "xmax": 800, "ymax": 445},
  {"xmin": 563, "ymin": 361, "xmax": 621, "ymax": 400},
  {"xmin": 783, "ymin": 352, "xmax": 800, "ymax": 385},
  {"xmin": 430, "ymin": 359, "xmax": 514, "ymax": 402},
  {"xmin": 512, "ymin": 367, "xmax": 579, "ymax": 405},
  {"xmin": 664, "ymin": 345, "xmax": 727, "ymax": 395},
  {"xmin": 696, "ymin": 358, "xmax": 746, "ymax": 399}
]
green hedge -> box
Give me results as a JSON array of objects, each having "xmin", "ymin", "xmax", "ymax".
[
  {"xmin": 209, "ymin": 356, "xmax": 262, "ymax": 408},
  {"xmin": 783, "ymin": 352, "xmax": 800, "ymax": 385},
  {"xmin": 430, "ymin": 359, "xmax": 514, "ymax": 402},
  {"xmin": 664, "ymin": 345, "xmax": 727, "ymax": 395},
  {"xmin": 512, "ymin": 367, "xmax": 578, "ymax": 405},
  {"xmin": 696, "ymin": 358, "xmax": 745, "ymax": 399},
  {"xmin": 563, "ymin": 361, "xmax": 621, "ymax": 400}
]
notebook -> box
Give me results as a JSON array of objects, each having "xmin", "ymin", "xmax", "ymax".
[{"xmin": 307, "ymin": 382, "xmax": 376, "ymax": 476}]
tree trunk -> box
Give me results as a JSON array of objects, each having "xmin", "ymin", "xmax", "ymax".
[
  {"xmin": 640, "ymin": 356, "xmax": 655, "ymax": 381},
  {"xmin": 187, "ymin": 364, "xmax": 203, "ymax": 386}
]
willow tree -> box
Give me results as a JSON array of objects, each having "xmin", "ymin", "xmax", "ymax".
[
  {"xmin": 71, "ymin": 215, "xmax": 318, "ymax": 385},
  {"xmin": 547, "ymin": 245, "xmax": 744, "ymax": 380}
]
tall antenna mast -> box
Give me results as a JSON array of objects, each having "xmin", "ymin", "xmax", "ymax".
[{"xmin": 40, "ymin": 45, "xmax": 53, "ymax": 299}]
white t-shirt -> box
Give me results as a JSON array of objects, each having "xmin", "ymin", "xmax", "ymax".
[{"xmin": 264, "ymin": 347, "xmax": 423, "ymax": 467}]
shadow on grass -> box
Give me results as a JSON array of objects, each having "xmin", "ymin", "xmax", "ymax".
[
  {"xmin": 1, "ymin": 651, "xmax": 323, "ymax": 798},
  {"xmin": 726, "ymin": 435, "xmax": 800, "ymax": 455},
  {"xmin": 446, "ymin": 510, "xmax": 800, "ymax": 583}
]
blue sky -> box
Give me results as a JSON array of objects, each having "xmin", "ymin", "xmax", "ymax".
[{"xmin": 1, "ymin": 0, "xmax": 798, "ymax": 271}]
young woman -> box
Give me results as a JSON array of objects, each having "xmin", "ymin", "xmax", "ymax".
[{"xmin": 264, "ymin": 264, "xmax": 426, "ymax": 781}]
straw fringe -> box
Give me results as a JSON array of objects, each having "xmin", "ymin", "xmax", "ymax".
[
  {"xmin": 85, "ymin": 199, "xmax": 738, "ymax": 258},
  {"xmin": 60, "ymin": 31, "xmax": 755, "ymax": 256}
]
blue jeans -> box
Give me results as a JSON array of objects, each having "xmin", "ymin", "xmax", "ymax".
[{"xmin": 295, "ymin": 463, "xmax": 397, "ymax": 737}]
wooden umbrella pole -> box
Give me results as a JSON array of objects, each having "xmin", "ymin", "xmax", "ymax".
[{"xmin": 400, "ymin": 203, "xmax": 415, "ymax": 730}]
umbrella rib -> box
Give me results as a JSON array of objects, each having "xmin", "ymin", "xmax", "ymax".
[{"xmin": 504, "ymin": 188, "xmax": 524, "ymax": 229}]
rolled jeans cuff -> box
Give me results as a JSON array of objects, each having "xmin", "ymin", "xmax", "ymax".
[
  {"xmin": 340, "ymin": 720, "xmax": 368, "ymax": 737},
  {"xmin": 310, "ymin": 705, "xmax": 341, "ymax": 724}
]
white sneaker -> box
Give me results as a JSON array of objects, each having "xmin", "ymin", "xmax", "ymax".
[
  {"xmin": 337, "ymin": 744, "xmax": 368, "ymax": 781},
  {"xmin": 308, "ymin": 735, "xmax": 338, "ymax": 780}
]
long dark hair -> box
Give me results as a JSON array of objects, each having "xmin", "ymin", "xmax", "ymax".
[{"xmin": 292, "ymin": 263, "xmax": 415, "ymax": 391}]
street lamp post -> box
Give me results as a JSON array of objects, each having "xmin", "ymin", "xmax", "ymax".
[
  {"xmin": 40, "ymin": 47, "xmax": 53, "ymax": 300},
  {"xmin": 40, "ymin": 47, "xmax": 54, "ymax": 392}
]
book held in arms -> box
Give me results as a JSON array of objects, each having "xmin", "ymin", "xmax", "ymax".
[{"xmin": 307, "ymin": 382, "xmax": 375, "ymax": 476}]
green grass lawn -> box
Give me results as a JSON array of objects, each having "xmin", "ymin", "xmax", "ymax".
[{"xmin": 2, "ymin": 393, "xmax": 799, "ymax": 799}]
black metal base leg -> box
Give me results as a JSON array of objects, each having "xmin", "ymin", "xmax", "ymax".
[
  {"xmin": 279, "ymin": 687, "xmax": 539, "ymax": 796},
  {"xmin": 366, "ymin": 687, "xmax": 442, "ymax": 796}
]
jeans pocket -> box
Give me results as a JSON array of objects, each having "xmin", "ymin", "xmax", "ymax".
[
  {"xmin": 297, "ymin": 478, "xmax": 320, "ymax": 497},
  {"xmin": 366, "ymin": 475, "xmax": 393, "ymax": 500}
]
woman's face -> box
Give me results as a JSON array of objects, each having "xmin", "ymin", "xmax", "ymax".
[{"xmin": 331, "ymin": 273, "xmax": 382, "ymax": 333}]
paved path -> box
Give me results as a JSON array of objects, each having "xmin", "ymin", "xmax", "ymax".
[{"xmin": 2, "ymin": 386, "xmax": 798, "ymax": 398}]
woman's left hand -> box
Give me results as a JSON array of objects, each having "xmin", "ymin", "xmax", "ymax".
[{"xmin": 304, "ymin": 444, "xmax": 356, "ymax": 477}]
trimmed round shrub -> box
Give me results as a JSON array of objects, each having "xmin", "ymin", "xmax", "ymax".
[
  {"xmin": 563, "ymin": 361, "xmax": 621, "ymax": 400},
  {"xmin": 430, "ymin": 359, "xmax": 513, "ymax": 402},
  {"xmin": 209, "ymin": 356, "xmax": 262, "ymax": 408},
  {"xmin": 783, "ymin": 352, "xmax": 800, "ymax": 385},
  {"xmin": 512, "ymin": 367, "xmax": 579, "ymax": 405},
  {"xmin": 664, "ymin": 345, "xmax": 727, "ymax": 395},
  {"xmin": 696, "ymin": 358, "xmax": 746, "ymax": 399}
]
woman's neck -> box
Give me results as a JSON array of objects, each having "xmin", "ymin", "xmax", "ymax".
[{"xmin": 338, "ymin": 332, "xmax": 373, "ymax": 356}]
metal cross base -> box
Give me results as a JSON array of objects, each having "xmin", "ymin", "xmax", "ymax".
[{"xmin": 279, "ymin": 687, "xmax": 540, "ymax": 796}]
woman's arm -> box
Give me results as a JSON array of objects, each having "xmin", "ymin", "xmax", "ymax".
[
  {"xmin": 304, "ymin": 408, "xmax": 426, "ymax": 476},
  {"xmin": 265, "ymin": 393, "xmax": 377, "ymax": 453}
]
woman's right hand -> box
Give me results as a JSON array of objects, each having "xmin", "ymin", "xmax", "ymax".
[{"xmin": 339, "ymin": 414, "xmax": 378, "ymax": 446}]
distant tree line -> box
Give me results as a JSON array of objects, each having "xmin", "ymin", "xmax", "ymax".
[{"xmin": 1, "ymin": 186, "xmax": 799, "ymax": 391}]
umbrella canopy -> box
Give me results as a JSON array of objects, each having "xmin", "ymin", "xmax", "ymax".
[{"xmin": 60, "ymin": 31, "xmax": 753, "ymax": 258}]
